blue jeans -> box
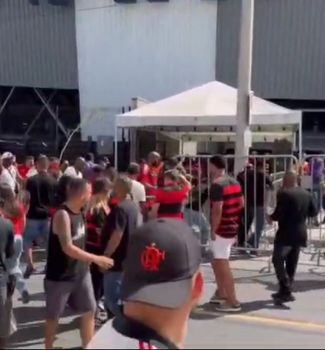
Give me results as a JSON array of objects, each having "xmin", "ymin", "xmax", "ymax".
[
  {"xmin": 247, "ymin": 206, "xmax": 265, "ymax": 249},
  {"xmin": 23, "ymin": 219, "xmax": 49, "ymax": 250},
  {"xmin": 312, "ymin": 185, "xmax": 322, "ymax": 214},
  {"xmin": 103, "ymin": 271, "xmax": 122, "ymax": 316},
  {"xmin": 5, "ymin": 236, "xmax": 28, "ymax": 296}
]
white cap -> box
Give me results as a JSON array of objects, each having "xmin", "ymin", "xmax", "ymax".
[{"xmin": 1, "ymin": 152, "xmax": 14, "ymax": 160}]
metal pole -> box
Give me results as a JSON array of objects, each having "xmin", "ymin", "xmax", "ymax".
[
  {"xmin": 55, "ymin": 105, "xmax": 59, "ymax": 154},
  {"xmin": 114, "ymin": 124, "xmax": 118, "ymax": 169},
  {"xmin": 234, "ymin": 0, "xmax": 255, "ymax": 175},
  {"xmin": 299, "ymin": 119, "xmax": 303, "ymax": 162}
]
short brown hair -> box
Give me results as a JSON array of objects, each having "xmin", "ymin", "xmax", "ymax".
[
  {"xmin": 67, "ymin": 178, "xmax": 89, "ymax": 198},
  {"xmin": 127, "ymin": 163, "xmax": 140, "ymax": 176},
  {"xmin": 93, "ymin": 178, "xmax": 112, "ymax": 195}
]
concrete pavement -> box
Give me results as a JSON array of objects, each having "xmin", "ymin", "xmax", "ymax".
[{"xmin": 9, "ymin": 252, "xmax": 325, "ymax": 349}]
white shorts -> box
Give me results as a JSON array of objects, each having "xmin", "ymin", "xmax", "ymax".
[{"xmin": 210, "ymin": 235, "xmax": 236, "ymax": 260}]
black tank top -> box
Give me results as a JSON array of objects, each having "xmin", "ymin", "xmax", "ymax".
[{"xmin": 46, "ymin": 205, "xmax": 88, "ymax": 281}]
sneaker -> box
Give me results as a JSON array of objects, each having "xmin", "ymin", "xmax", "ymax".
[
  {"xmin": 24, "ymin": 265, "xmax": 36, "ymax": 279},
  {"xmin": 210, "ymin": 294, "xmax": 226, "ymax": 305},
  {"xmin": 98, "ymin": 300, "xmax": 105, "ymax": 312},
  {"xmin": 272, "ymin": 292, "xmax": 295, "ymax": 302},
  {"xmin": 215, "ymin": 303, "xmax": 242, "ymax": 313},
  {"xmin": 22, "ymin": 290, "xmax": 30, "ymax": 304}
]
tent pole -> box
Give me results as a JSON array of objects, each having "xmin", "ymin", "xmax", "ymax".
[
  {"xmin": 114, "ymin": 124, "xmax": 118, "ymax": 169},
  {"xmin": 234, "ymin": 0, "xmax": 255, "ymax": 175},
  {"xmin": 292, "ymin": 130, "xmax": 296, "ymax": 155},
  {"xmin": 299, "ymin": 119, "xmax": 303, "ymax": 162}
]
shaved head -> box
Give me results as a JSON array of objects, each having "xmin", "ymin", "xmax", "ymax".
[
  {"xmin": 283, "ymin": 170, "xmax": 297, "ymax": 188},
  {"xmin": 148, "ymin": 152, "xmax": 161, "ymax": 166},
  {"xmin": 75, "ymin": 157, "xmax": 86, "ymax": 172}
]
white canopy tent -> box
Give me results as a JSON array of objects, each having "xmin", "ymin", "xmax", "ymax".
[{"xmin": 115, "ymin": 81, "xmax": 302, "ymax": 164}]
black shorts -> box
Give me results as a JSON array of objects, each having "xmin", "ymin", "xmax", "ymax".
[{"xmin": 44, "ymin": 272, "xmax": 96, "ymax": 320}]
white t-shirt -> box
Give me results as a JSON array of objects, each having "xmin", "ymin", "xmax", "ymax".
[
  {"xmin": 0, "ymin": 167, "xmax": 17, "ymax": 192},
  {"xmin": 131, "ymin": 180, "xmax": 146, "ymax": 204},
  {"xmin": 64, "ymin": 166, "xmax": 82, "ymax": 178},
  {"xmin": 26, "ymin": 167, "xmax": 37, "ymax": 178},
  {"xmin": 130, "ymin": 180, "xmax": 146, "ymax": 226}
]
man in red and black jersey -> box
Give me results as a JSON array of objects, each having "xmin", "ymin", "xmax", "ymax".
[
  {"xmin": 209, "ymin": 155, "xmax": 244, "ymax": 312},
  {"xmin": 139, "ymin": 152, "xmax": 164, "ymax": 211},
  {"xmin": 150, "ymin": 170, "xmax": 191, "ymax": 220}
]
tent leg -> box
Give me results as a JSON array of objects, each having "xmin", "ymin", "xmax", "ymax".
[
  {"xmin": 114, "ymin": 125, "xmax": 118, "ymax": 169},
  {"xmin": 129, "ymin": 128, "xmax": 137, "ymax": 162},
  {"xmin": 292, "ymin": 130, "xmax": 296, "ymax": 154}
]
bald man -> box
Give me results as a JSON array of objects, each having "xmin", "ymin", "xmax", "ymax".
[
  {"xmin": 268, "ymin": 171, "xmax": 317, "ymax": 303},
  {"xmin": 64, "ymin": 157, "xmax": 86, "ymax": 179}
]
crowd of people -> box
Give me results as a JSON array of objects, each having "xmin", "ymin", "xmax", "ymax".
[{"xmin": 0, "ymin": 150, "xmax": 319, "ymax": 349}]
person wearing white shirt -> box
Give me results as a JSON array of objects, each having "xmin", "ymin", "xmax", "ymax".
[
  {"xmin": 127, "ymin": 163, "xmax": 146, "ymax": 224},
  {"xmin": 0, "ymin": 152, "xmax": 21, "ymax": 193},
  {"xmin": 26, "ymin": 167, "xmax": 38, "ymax": 178},
  {"xmin": 64, "ymin": 157, "xmax": 86, "ymax": 178}
]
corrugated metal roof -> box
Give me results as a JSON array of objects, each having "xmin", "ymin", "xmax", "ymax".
[
  {"xmin": 216, "ymin": 0, "xmax": 325, "ymax": 100},
  {"xmin": 0, "ymin": 0, "xmax": 78, "ymax": 89}
]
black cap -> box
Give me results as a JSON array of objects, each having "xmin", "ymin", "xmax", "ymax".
[{"xmin": 121, "ymin": 219, "xmax": 201, "ymax": 309}]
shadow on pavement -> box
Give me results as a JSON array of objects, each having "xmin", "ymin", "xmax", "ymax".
[
  {"xmin": 28, "ymin": 292, "xmax": 46, "ymax": 303},
  {"xmin": 14, "ymin": 305, "xmax": 46, "ymax": 324},
  {"xmin": 259, "ymin": 278, "xmax": 325, "ymax": 294},
  {"xmin": 241, "ymin": 299, "xmax": 291, "ymax": 312},
  {"xmin": 9, "ymin": 317, "xmax": 79, "ymax": 349},
  {"xmin": 308, "ymin": 268, "xmax": 325, "ymax": 277}
]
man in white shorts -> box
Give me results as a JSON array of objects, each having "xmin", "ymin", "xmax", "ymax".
[{"xmin": 209, "ymin": 155, "xmax": 244, "ymax": 312}]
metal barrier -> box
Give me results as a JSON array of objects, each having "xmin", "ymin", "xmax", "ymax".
[
  {"xmin": 181, "ymin": 154, "xmax": 299, "ymax": 263},
  {"xmin": 300, "ymin": 155, "xmax": 325, "ymax": 266}
]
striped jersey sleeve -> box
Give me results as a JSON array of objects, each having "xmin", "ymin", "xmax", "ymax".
[{"xmin": 210, "ymin": 176, "xmax": 243, "ymax": 238}]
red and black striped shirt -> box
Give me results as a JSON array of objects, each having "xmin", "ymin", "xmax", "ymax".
[
  {"xmin": 155, "ymin": 184, "xmax": 190, "ymax": 220},
  {"xmin": 210, "ymin": 176, "xmax": 243, "ymax": 238}
]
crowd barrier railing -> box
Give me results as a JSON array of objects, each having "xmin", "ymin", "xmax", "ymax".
[
  {"xmin": 300, "ymin": 155, "xmax": 325, "ymax": 266},
  {"xmin": 181, "ymin": 154, "xmax": 299, "ymax": 261}
]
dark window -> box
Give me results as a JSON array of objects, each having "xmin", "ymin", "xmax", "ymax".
[{"xmin": 303, "ymin": 112, "xmax": 325, "ymax": 132}]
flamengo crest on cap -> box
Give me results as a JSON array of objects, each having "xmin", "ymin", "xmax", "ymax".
[{"xmin": 141, "ymin": 243, "xmax": 166, "ymax": 272}]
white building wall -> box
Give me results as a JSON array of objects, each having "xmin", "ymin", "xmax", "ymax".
[{"xmin": 75, "ymin": 0, "xmax": 217, "ymax": 140}]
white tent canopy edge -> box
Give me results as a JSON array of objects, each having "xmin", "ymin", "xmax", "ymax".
[{"xmin": 114, "ymin": 81, "xmax": 302, "ymax": 165}]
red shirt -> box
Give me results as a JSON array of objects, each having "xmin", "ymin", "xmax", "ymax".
[
  {"xmin": 4, "ymin": 203, "xmax": 27, "ymax": 236},
  {"xmin": 18, "ymin": 164, "xmax": 31, "ymax": 179},
  {"xmin": 49, "ymin": 207, "xmax": 57, "ymax": 218},
  {"xmin": 110, "ymin": 197, "xmax": 120, "ymax": 207},
  {"xmin": 155, "ymin": 184, "xmax": 190, "ymax": 220},
  {"xmin": 86, "ymin": 207, "xmax": 108, "ymax": 253},
  {"xmin": 140, "ymin": 164, "xmax": 164, "ymax": 209}
]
